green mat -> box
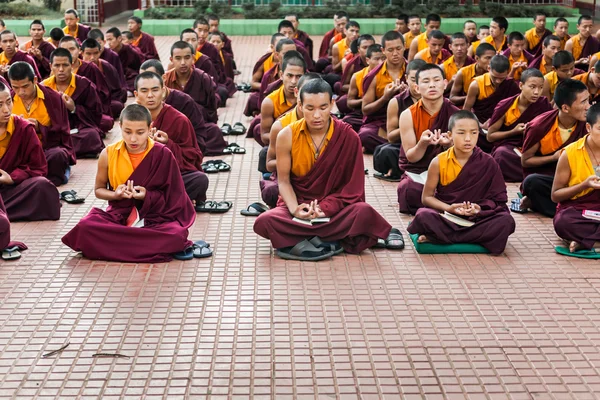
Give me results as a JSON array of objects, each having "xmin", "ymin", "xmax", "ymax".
[
  {"xmin": 409, "ymin": 233, "xmax": 489, "ymax": 254},
  {"xmin": 555, "ymin": 246, "xmax": 600, "ymax": 259}
]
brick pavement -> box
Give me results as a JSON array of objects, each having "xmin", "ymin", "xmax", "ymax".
[{"xmin": 1, "ymin": 35, "xmax": 600, "ymax": 399}]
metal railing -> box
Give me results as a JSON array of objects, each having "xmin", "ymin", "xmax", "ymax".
[{"xmin": 139, "ymin": 0, "xmax": 392, "ymax": 8}]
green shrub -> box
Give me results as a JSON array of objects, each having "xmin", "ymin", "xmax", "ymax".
[{"xmin": 0, "ymin": 2, "xmax": 62, "ymax": 17}]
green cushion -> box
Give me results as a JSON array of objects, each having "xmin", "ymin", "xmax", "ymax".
[
  {"xmin": 555, "ymin": 246, "xmax": 600, "ymax": 259},
  {"xmin": 409, "ymin": 233, "xmax": 489, "ymax": 254}
]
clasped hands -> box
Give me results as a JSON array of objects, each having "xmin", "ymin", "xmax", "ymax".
[
  {"xmin": 114, "ymin": 180, "xmax": 146, "ymax": 200},
  {"xmin": 293, "ymin": 200, "xmax": 326, "ymax": 220},
  {"xmin": 448, "ymin": 201, "xmax": 481, "ymax": 216},
  {"xmin": 419, "ymin": 129, "xmax": 451, "ymax": 146}
]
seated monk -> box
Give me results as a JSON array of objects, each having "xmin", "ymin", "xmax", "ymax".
[
  {"xmin": 128, "ymin": 16, "xmax": 159, "ymax": 61},
  {"xmin": 61, "ymin": 104, "xmax": 196, "ymax": 263},
  {"xmin": 277, "ymin": 20, "xmax": 314, "ymax": 71},
  {"xmin": 360, "ymin": 30, "xmax": 408, "ymax": 154},
  {"xmin": 551, "ymin": 102, "xmax": 600, "ymax": 253},
  {"xmin": 88, "ymin": 29, "xmax": 127, "ymax": 91},
  {"xmin": 62, "ymin": 8, "xmax": 90, "ymax": 43},
  {"xmin": 524, "ymin": 12, "xmax": 553, "ymax": 57},
  {"xmin": 407, "ymin": 110, "xmax": 515, "ymax": 255},
  {"xmin": 178, "ymin": 29, "xmax": 219, "ymax": 81},
  {"xmin": 59, "ymin": 36, "xmax": 113, "ymax": 133},
  {"xmin": 501, "ymin": 32, "xmax": 534, "ymax": 80},
  {"xmin": 542, "ymin": 50, "xmax": 575, "ymax": 102},
  {"xmin": 0, "ymin": 79, "xmax": 60, "ymax": 221},
  {"xmin": 254, "ymin": 78, "xmax": 401, "ymax": 260},
  {"xmin": 8, "ymin": 62, "xmax": 75, "ymax": 186},
  {"xmin": 488, "ymin": 69, "xmax": 552, "ymax": 182},
  {"xmin": 573, "ymin": 60, "xmax": 600, "ymax": 103},
  {"xmin": 397, "ymin": 63, "xmax": 459, "ymax": 215},
  {"xmin": 164, "ymin": 41, "xmax": 218, "ymax": 124},
  {"xmin": 105, "ymin": 27, "xmax": 143, "ymax": 94},
  {"xmin": 463, "ymin": 20, "xmax": 478, "ymax": 46},
  {"xmin": 209, "ymin": 32, "xmax": 235, "ymax": 81},
  {"xmin": 316, "ymin": 11, "xmax": 348, "ymax": 71},
  {"xmin": 440, "ymin": 32, "xmax": 474, "ymax": 95},
  {"xmin": 335, "ymin": 34, "xmax": 374, "ymax": 103},
  {"xmin": 48, "ymin": 27, "xmax": 64, "ymax": 49},
  {"xmin": 331, "ymin": 21, "xmax": 360, "ymax": 74},
  {"xmin": 414, "ymin": 30, "xmax": 451, "ymax": 65},
  {"xmin": 134, "ymin": 72, "xmax": 208, "ymax": 210},
  {"xmin": 553, "ymin": 17, "xmax": 570, "ymax": 50},
  {"xmin": 565, "ymin": 15, "xmax": 598, "ymax": 70},
  {"xmin": 43, "ymin": 48, "xmax": 104, "ymax": 158},
  {"xmin": 193, "ymin": 17, "xmax": 232, "ymax": 95},
  {"xmin": 403, "ymin": 15, "xmax": 422, "ymax": 58},
  {"xmin": 81, "ymin": 38, "xmax": 125, "ymax": 118},
  {"xmin": 285, "ymin": 13, "xmax": 314, "ymax": 60},
  {"xmin": 516, "ymin": 79, "xmax": 590, "ymax": 217},
  {"xmin": 373, "ymin": 59, "xmax": 424, "ymax": 181},
  {"xmin": 20, "ymin": 20, "xmax": 55, "ymax": 79},
  {"xmin": 140, "ymin": 59, "xmax": 228, "ymax": 156},
  {"xmin": 207, "ymin": 13, "xmax": 235, "ymax": 58},
  {"xmin": 468, "ymin": 16, "xmax": 509, "ymax": 57},
  {"xmin": 529, "ymin": 35, "xmax": 561, "ymax": 75},
  {"xmin": 0, "ymin": 31, "xmax": 42, "ymax": 81},
  {"xmin": 450, "ymin": 42, "xmax": 495, "ymax": 107},
  {"xmin": 407, "ymin": 13, "xmax": 443, "ymax": 61}
]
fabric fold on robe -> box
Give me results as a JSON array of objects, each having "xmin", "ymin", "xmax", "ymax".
[
  {"xmin": 132, "ymin": 32, "xmax": 160, "ymax": 61},
  {"xmin": 76, "ymin": 60, "xmax": 113, "ymax": 131},
  {"xmin": 525, "ymin": 28, "xmax": 552, "ymax": 57},
  {"xmin": 116, "ymin": 44, "xmax": 143, "ymax": 92},
  {"xmin": 100, "ymin": 48, "xmax": 127, "ymax": 90},
  {"xmin": 98, "ymin": 59, "xmax": 126, "ymax": 117},
  {"xmin": 319, "ymin": 29, "xmax": 337, "ymax": 59},
  {"xmin": 1, "ymin": 50, "xmax": 42, "ymax": 81},
  {"xmin": 197, "ymin": 41, "xmax": 236, "ymax": 99},
  {"xmin": 296, "ymin": 30, "xmax": 314, "ymax": 60},
  {"xmin": 163, "ymin": 68, "xmax": 218, "ymax": 124},
  {"xmin": 0, "ymin": 195, "xmax": 26, "ymax": 250},
  {"xmin": 63, "ymin": 24, "xmax": 91, "ymax": 44}
]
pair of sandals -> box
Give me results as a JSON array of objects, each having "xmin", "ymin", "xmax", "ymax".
[
  {"xmin": 195, "ymin": 200, "xmax": 232, "ymax": 213},
  {"xmin": 277, "ymin": 236, "xmax": 344, "ymax": 261},
  {"xmin": 374, "ymin": 228, "xmax": 405, "ymax": 250},
  {"xmin": 236, "ymin": 82, "xmax": 252, "ymax": 93},
  {"xmin": 221, "ymin": 123, "xmax": 247, "ymax": 136},
  {"xmin": 201, "ymin": 160, "xmax": 231, "ymax": 174},
  {"xmin": 223, "ymin": 143, "xmax": 246, "ymax": 155},
  {"xmin": 240, "ymin": 202, "xmax": 269, "ymax": 217},
  {"xmin": 173, "ymin": 240, "xmax": 212, "ymax": 260},
  {"xmin": 60, "ymin": 190, "xmax": 85, "ymax": 204}
]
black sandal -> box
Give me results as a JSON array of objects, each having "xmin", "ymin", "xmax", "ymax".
[
  {"xmin": 240, "ymin": 202, "xmax": 269, "ymax": 216},
  {"xmin": 277, "ymin": 239, "xmax": 335, "ymax": 261},
  {"xmin": 60, "ymin": 190, "xmax": 85, "ymax": 204},
  {"xmin": 230, "ymin": 122, "xmax": 247, "ymax": 135}
]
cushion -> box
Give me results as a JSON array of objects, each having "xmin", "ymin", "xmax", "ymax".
[
  {"xmin": 409, "ymin": 233, "xmax": 489, "ymax": 254},
  {"xmin": 555, "ymin": 246, "xmax": 600, "ymax": 259}
]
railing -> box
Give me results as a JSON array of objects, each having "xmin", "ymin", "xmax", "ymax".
[{"xmin": 139, "ymin": 0, "xmax": 392, "ymax": 8}]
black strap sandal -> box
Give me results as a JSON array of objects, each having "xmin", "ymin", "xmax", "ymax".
[{"xmin": 60, "ymin": 190, "xmax": 85, "ymax": 204}]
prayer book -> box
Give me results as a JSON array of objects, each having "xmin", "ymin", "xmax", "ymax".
[
  {"xmin": 292, "ymin": 217, "xmax": 331, "ymax": 225},
  {"xmin": 440, "ymin": 211, "xmax": 475, "ymax": 227},
  {"xmin": 126, "ymin": 207, "xmax": 145, "ymax": 228},
  {"xmin": 582, "ymin": 210, "xmax": 600, "ymax": 222},
  {"xmin": 406, "ymin": 171, "xmax": 428, "ymax": 185}
]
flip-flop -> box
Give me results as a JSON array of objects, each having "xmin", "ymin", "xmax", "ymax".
[
  {"xmin": 230, "ymin": 122, "xmax": 247, "ymax": 135},
  {"xmin": 212, "ymin": 160, "xmax": 231, "ymax": 172},
  {"xmin": 192, "ymin": 241, "xmax": 213, "ymax": 258},
  {"xmin": 373, "ymin": 172, "xmax": 401, "ymax": 182},
  {"xmin": 365, "ymin": 168, "xmax": 369, "ymax": 175},
  {"xmin": 202, "ymin": 163, "xmax": 218, "ymax": 173},
  {"xmin": 384, "ymin": 228, "xmax": 405, "ymax": 250},
  {"xmin": 173, "ymin": 246, "xmax": 194, "ymax": 260},
  {"xmin": 277, "ymin": 239, "xmax": 335, "ymax": 261},
  {"xmin": 555, "ymin": 246, "xmax": 600, "ymax": 259},
  {"xmin": 60, "ymin": 190, "xmax": 85, "ymax": 204},
  {"xmin": 309, "ymin": 236, "xmax": 344, "ymax": 255},
  {"xmin": 510, "ymin": 198, "xmax": 528, "ymax": 214},
  {"xmin": 240, "ymin": 202, "xmax": 269, "ymax": 216},
  {"xmin": 221, "ymin": 123, "xmax": 232, "ymax": 136},
  {"xmin": 195, "ymin": 200, "xmax": 217, "ymax": 213},
  {"xmin": 223, "ymin": 143, "xmax": 247, "ymax": 154},
  {"xmin": 2, "ymin": 246, "xmax": 21, "ymax": 261},
  {"xmin": 211, "ymin": 201, "xmax": 232, "ymax": 213}
]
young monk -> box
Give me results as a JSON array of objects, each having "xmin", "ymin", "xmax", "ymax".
[
  {"xmin": 43, "ymin": 48, "xmax": 104, "ymax": 158},
  {"xmin": 395, "ymin": 14, "xmax": 409, "ymax": 35},
  {"xmin": 207, "ymin": 13, "xmax": 234, "ymax": 58},
  {"xmin": 407, "ymin": 13, "xmax": 442, "ymax": 61},
  {"xmin": 542, "ymin": 50, "xmax": 575, "ymax": 101},
  {"xmin": 193, "ymin": 17, "xmax": 229, "ymax": 86},
  {"xmin": 502, "ymin": 32, "xmax": 534, "ymax": 80},
  {"xmin": 21, "ymin": 20, "xmax": 54, "ymax": 79},
  {"xmin": 552, "ymin": 102, "xmax": 600, "ymax": 253},
  {"xmin": 105, "ymin": 27, "xmax": 143, "ymax": 94},
  {"xmin": 8, "ymin": 62, "xmax": 75, "ymax": 186},
  {"xmin": 403, "ymin": 15, "xmax": 422, "ymax": 57},
  {"xmin": 360, "ymin": 30, "xmax": 407, "ymax": 154},
  {"xmin": 62, "ymin": 104, "xmax": 197, "ymax": 263},
  {"xmin": 285, "ymin": 13, "xmax": 314, "ymax": 60},
  {"xmin": 62, "ymin": 9, "xmax": 90, "ymax": 43},
  {"xmin": 464, "ymin": 20, "xmax": 478, "ymax": 45},
  {"xmin": 516, "ymin": 79, "xmax": 590, "ymax": 217},
  {"xmin": 209, "ymin": 31, "xmax": 234, "ymax": 81},
  {"xmin": 140, "ymin": 59, "xmax": 227, "ymax": 156},
  {"xmin": 488, "ymin": 69, "xmax": 552, "ymax": 182},
  {"xmin": 553, "ymin": 17, "xmax": 570, "ymax": 50},
  {"xmin": 48, "ymin": 28, "xmax": 64, "ymax": 48},
  {"xmin": 128, "ymin": 16, "xmax": 159, "ymax": 61},
  {"xmin": 277, "ymin": 20, "xmax": 314, "ymax": 72},
  {"xmin": 336, "ymin": 34, "xmax": 375, "ymax": 100},
  {"xmin": 0, "ymin": 31, "xmax": 41, "ymax": 80},
  {"xmin": 0, "ymin": 78, "xmax": 60, "ymax": 221},
  {"xmin": 565, "ymin": 15, "xmax": 598, "ymax": 69},
  {"xmin": 414, "ymin": 30, "xmax": 450, "ymax": 64},
  {"xmin": 477, "ymin": 25, "xmax": 490, "ymax": 41},
  {"xmin": 87, "ymin": 29, "xmax": 127, "ymax": 90},
  {"xmin": 440, "ymin": 32, "xmax": 474, "ymax": 93},
  {"xmin": 450, "ymin": 42, "xmax": 496, "ymax": 107},
  {"xmin": 331, "ymin": 21, "xmax": 360, "ymax": 73},
  {"xmin": 524, "ymin": 12, "xmax": 552, "ymax": 57},
  {"xmin": 177, "ymin": 29, "xmax": 219, "ymax": 80},
  {"xmin": 573, "ymin": 60, "xmax": 600, "ymax": 103},
  {"xmin": 529, "ymin": 35, "xmax": 561, "ymax": 74},
  {"xmin": 163, "ymin": 41, "xmax": 218, "ymax": 124},
  {"xmin": 407, "ymin": 110, "xmax": 515, "ymax": 255},
  {"xmin": 254, "ymin": 78, "xmax": 401, "ymax": 260},
  {"xmin": 316, "ymin": 11, "xmax": 348, "ymax": 72},
  {"xmin": 469, "ymin": 16, "xmax": 508, "ymax": 56},
  {"xmin": 373, "ymin": 59, "xmax": 425, "ymax": 182},
  {"xmin": 397, "ymin": 63, "xmax": 459, "ymax": 214},
  {"xmin": 134, "ymin": 72, "xmax": 208, "ymax": 210}
]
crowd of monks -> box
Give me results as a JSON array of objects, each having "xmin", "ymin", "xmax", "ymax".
[{"xmin": 0, "ymin": 9, "xmax": 598, "ymax": 262}]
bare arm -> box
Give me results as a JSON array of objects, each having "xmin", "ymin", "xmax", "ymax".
[
  {"xmin": 251, "ymin": 65, "xmax": 264, "ymax": 91},
  {"xmin": 346, "ymin": 74, "xmax": 362, "ymax": 110},
  {"xmin": 266, "ymin": 119, "xmax": 283, "ymax": 173},
  {"xmin": 590, "ymin": 54, "xmax": 599, "ymax": 71},
  {"xmin": 259, "ymin": 98, "xmax": 275, "ymax": 145},
  {"xmin": 467, "ymin": 44, "xmax": 475, "ymax": 58},
  {"xmin": 521, "ymin": 141, "xmax": 561, "ymax": 168},
  {"xmin": 407, "ymin": 39, "xmax": 419, "ymax": 61},
  {"xmin": 550, "ymin": 150, "xmax": 579, "ymax": 203},
  {"xmin": 564, "ymin": 38, "xmax": 574, "ymax": 54},
  {"xmin": 450, "ymin": 70, "xmax": 466, "ymax": 106},
  {"xmin": 94, "ymin": 149, "xmax": 121, "ymax": 201},
  {"xmin": 275, "ymin": 126, "xmax": 300, "ymax": 214},
  {"xmin": 331, "ymin": 43, "xmax": 343, "ymax": 73},
  {"xmin": 542, "ymin": 77, "xmax": 551, "ymax": 100},
  {"xmin": 487, "ymin": 115, "xmax": 526, "ymax": 142},
  {"xmin": 386, "ymin": 98, "xmax": 401, "ymax": 143},
  {"xmin": 399, "ymin": 108, "xmax": 428, "ymax": 163},
  {"xmin": 362, "ymin": 78, "xmax": 399, "ymax": 115},
  {"xmin": 421, "ymin": 157, "xmax": 452, "ymax": 212},
  {"xmin": 341, "ymin": 63, "xmax": 355, "ymax": 93},
  {"xmin": 462, "ymin": 80, "xmax": 479, "ymax": 112}
]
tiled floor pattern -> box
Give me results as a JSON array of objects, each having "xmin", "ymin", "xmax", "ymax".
[{"xmin": 1, "ymin": 34, "xmax": 600, "ymax": 399}]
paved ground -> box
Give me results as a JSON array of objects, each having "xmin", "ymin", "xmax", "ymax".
[{"xmin": 1, "ymin": 34, "xmax": 600, "ymax": 399}]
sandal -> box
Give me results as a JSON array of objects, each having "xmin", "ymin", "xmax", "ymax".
[
  {"xmin": 2, "ymin": 246, "xmax": 21, "ymax": 261},
  {"xmin": 240, "ymin": 202, "xmax": 269, "ymax": 216},
  {"xmin": 221, "ymin": 123, "xmax": 232, "ymax": 136},
  {"xmin": 60, "ymin": 190, "xmax": 85, "ymax": 204},
  {"xmin": 202, "ymin": 162, "xmax": 218, "ymax": 173},
  {"xmin": 276, "ymin": 239, "xmax": 335, "ymax": 261},
  {"xmin": 212, "ymin": 160, "xmax": 231, "ymax": 172},
  {"xmin": 383, "ymin": 228, "xmax": 405, "ymax": 250},
  {"xmin": 509, "ymin": 198, "xmax": 528, "ymax": 214},
  {"xmin": 373, "ymin": 172, "xmax": 401, "ymax": 182},
  {"xmin": 309, "ymin": 236, "xmax": 344, "ymax": 255},
  {"xmin": 192, "ymin": 240, "xmax": 213, "ymax": 258},
  {"xmin": 230, "ymin": 122, "xmax": 247, "ymax": 135},
  {"xmin": 173, "ymin": 246, "xmax": 194, "ymax": 260},
  {"xmin": 195, "ymin": 200, "xmax": 232, "ymax": 213},
  {"xmin": 223, "ymin": 143, "xmax": 247, "ymax": 154}
]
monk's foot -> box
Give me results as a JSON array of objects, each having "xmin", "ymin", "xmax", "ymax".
[
  {"xmin": 417, "ymin": 235, "xmax": 430, "ymax": 243},
  {"xmin": 594, "ymin": 242, "xmax": 600, "ymax": 249},
  {"xmin": 569, "ymin": 241, "xmax": 584, "ymax": 253},
  {"xmin": 519, "ymin": 196, "xmax": 532, "ymax": 211}
]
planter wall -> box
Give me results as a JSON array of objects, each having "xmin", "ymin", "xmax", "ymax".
[{"xmin": 2, "ymin": 20, "xmax": 64, "ymax": 37}]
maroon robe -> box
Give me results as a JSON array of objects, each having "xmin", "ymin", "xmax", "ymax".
[
  {"xmin": 244, "ymin": 61, "xmax": 280, "ymax": 117},
  {"xmin": 25, "ymin": 40, "xmax": 55, "ymax": 79},
  {"xmin": 100, "ymin": 47, "xmax": 127, "ymax": 89},
  {"xmin": 554, "ymin": 188, "xmax": 600, "ymax": 250},
  {"xmin": 528, "ymin": 29, "xmax": 552, "ymax": 57},
  {"xmin": 115, "ymin": 44, "xmax": 143, "ymax": 92},
  {"xmin": 338, "ymin": 54, "xmax": 367, "ymax": 96},
  {"xmin": 97, "ymin": 59, "xmax": 125, "ymax": 116},
  {"xmin": 407, "ymin": 147, "xmax": 515, "ymax": 255},
  {"xmin": 0, "ymin": 195, "xmax": 26, "ymax": 251},
  {"xmin": 70, "ymin": 24, "xmax": 91, "ymax": 44},
  {"xmin": 254, "ymin": 119, "xmax": 392, "ymax": 253},
  {"xmin": 244, "ymin": 52, "xmax": 273, "ymax": 116},
  {"xmin": 222, "ymin": 50, "xmax": 235, "ymax": 80},
  {"xmin": 221, "ymin": 32, "xmax": 234, "ymax": 58},
  {"xmin": 76, "ymin": 60, "xmax": 113, "ymax": 131},
  {"xmin": 292, "ymin": 38, "xmax": 314, "ymax": 71},
  {"xmin": 163, "ymin": 68, "xmax": 218, "ymax": 124},
  {"xmin": 197, "ymin": 41, "xmax": 234, "ymax": 98},
  {"xmin": 337, "ymin": 56, "xmax": 368, "ymax": 129},
  {"xmin": 195, "ymin": 53, "xmax": 218, "ymax": 81},
  {"xmin": 66, "ymin": 75, "xmax": 105, "ymax": 156},
  {"xmin": 528, "ymin": 54, "xmax": 546, "ymax": 70},
  {"xmin": 398, "ymin": 99, "xmax": 460, "ymax": 215},
  {"xmin": 0, "ymin": 115, "xmax": 60, "ymax": 221},
  {"xmin": 296, "ymin": 30, "xmax": 314, "ymax": 60},
  {"xmin": 500, "ymin": 48, "xmax": 535, "ymax": 66},
  {"xmin": 488, "ymin": 94, "xmax": 552, "ymax": 182},
  {"xmin": 2, "ymin": 50, "xmax": 41, "ymax": 81},
  {"xmin": 319, "ymin": 29, "xmax": 336, "ymax": 59},
  {"xmin": 579, "ymin": 36, "xmax": 599, "ymax": 60},
  {"xmin": 132, "ymin": 32, "xmax": 160, "ymax": 61},
  {"xmin": 62, "ymin": 143, "xmax": 195, "ymax": 263}
]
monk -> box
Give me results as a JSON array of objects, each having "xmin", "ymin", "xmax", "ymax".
[
  {"xmin": 565, "ymin": 15, "xmax": 598, "ymax": 69},
  {"xmin": 515, "ymin": 79, "xmax": 589, "ymax": 217},
  {"xmin": 20, "ymin": 20, "xmax": 55, "ymax": 79},
  {"xmin": 373, "ymin": 59, "xmax": 425, "ymax": 181},
  {"xmin": 207, "ymin": 13, "xmax": 234, "ymax": 58},
  {"xmin": 254, "ymin": 78, "xmax": 401, "ymax": 260},
  {"xmin": 529, "ymin": 35, "xmax": 561, "ymax": 75},
  {"xmin": 105, "ymin": 27, "xmax": 143, "ymax": 94},
  {"xmin": 316, "ymin": 11, "xmax": 348, "ymax": 72},
  {"xmin": 277, "ymin": 20, "xmax": 314, "ymax": 72},
  {"xmin": 396, "ymin": 14, "xmax": 409, "ymax": 35},
  {"xmin": 128, "ymin": 16, "xmax": 159, "ymax": 61},
  {"xmin": 414, "ymin": 30, "xmax": 451, "ymax": 65},
  {"xmin": 403, "ymin": 15, "xmax": 422, "ymax": 58},
  {"xmin": 193, "ymin": 17, "xmax": 229, "ymax": 89},
  {"xmin": 140, "ymin": 59, "xmax": 227, "ymax": 156},
  {"xmin": 0, "ymin": 31, "xmax": 41, "ymax": 81},
  {"xmin": 360, "ymin": 30, "xmax": 407, "ymax": 154},
  {"xmin": 48, "ymin": 28, "xmax": 64, "ymax": 48},
  {"xmin": 163, "ymin": 41, "xmax": 218, "ymax": 124},
  {"xmin": 8, "ymin": 61, "xmax": 75, "ymax": 186},
  {"xmin": 477, "ymin": 25, "xmax": 490, "ymax": 41},
  {"xmin": 552, "ymin": 102, "xmax": 600, "ymax": 253},
  {"xmin": 87, "ymin": 29, "xmax": 127, "ymax": 90},
  {"xmin": 178, "ymin": 29, "xmax": 219, "ymax": 80},
  {"xmin": 209, "ymin": 31, "xmax": 234, "ymax": 81},
  {"xmin": 574, "ymin": 60, "xmax": 600, "ymax": 103},
  {"xmin": 469, "ymin": 16, "xmax": 508, "ymax": 56},
  {"xmin": 81, "ymin": 38, "xmax": 125, "ymax": 118},
  {"xmin": 524, "ymin": 12, "xmax": 552, "ymax": 57},
  {"xmin": 0, "ymin": 79, "xmax": 60, "ymax": 221},
  {"xmin": 407, "ymin": 110, "xmax": 515, "ymax": 255},
  {"xmin": 542, "ymin": 50, "xmax": 575, "ymax": 101},
  {"xmin": 488, "ymin": 69, "xmax": 552, "ymax": 182},
  {"xmin": 331, "ymin": 21, "xmax": 360, "ymax": 73},
  {"xmin": 440, "ymin": 32, "xmax": 474, "ymax": 94},
  {"xmin": 335, "ymin": 34, "xmax": 375, "ymax": 115},
  {"xmin": 502, "ymin": 32, "xmax": 534, "ymax": 80},
  {"xmin": 285, "ymin": 13, "xmax": 314, "ymax": 60},
  {"xmin": 553, "ymin": 17, "xmax": 570, "ymax": 50},
  {"xmin": 450, "ymin": 42, "xmax": 496, "ymax": 107},
  {"xmin": 134, "ymin": 72, "xmax": 208, "ymax": 209},
  {"xmin": 43, "ymin": 48, "xmax": 104, "ymax": 158},
  {"xmin": 464, "ymin": 20, "xmax": 478, "ymax": 45},
  {"xmin": 62, "ymin": 104, "xmax": 197, "ymax": 263},
  {"xmin": 397, "ymin": 63, "xmax": 459, "ymax": 214},
  {"xmin": 62, "ymin": 9, "xmax": 90, "ymax": 43},
  {"xmin": 407, "ymin": 13, "xmax": 442, "ymax": 61}
]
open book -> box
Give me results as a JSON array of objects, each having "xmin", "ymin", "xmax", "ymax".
[
  {"xmin": 406, "ymin": 171, "xmax": 428, "ymax": 185},
  {"xmin": 126, "ymin": 207, "xmax": 145, "ymax": 228},
  {"xmin": 292, "ymin": 217, "xmax": 331, "ymax": 226},
  {"xmin": 582, "ymin": 210, "xmax": 600, "ymax": 222},
  {"xmin": 440, "ymin": 211, "xmax": 475, "ymax": 227}
]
